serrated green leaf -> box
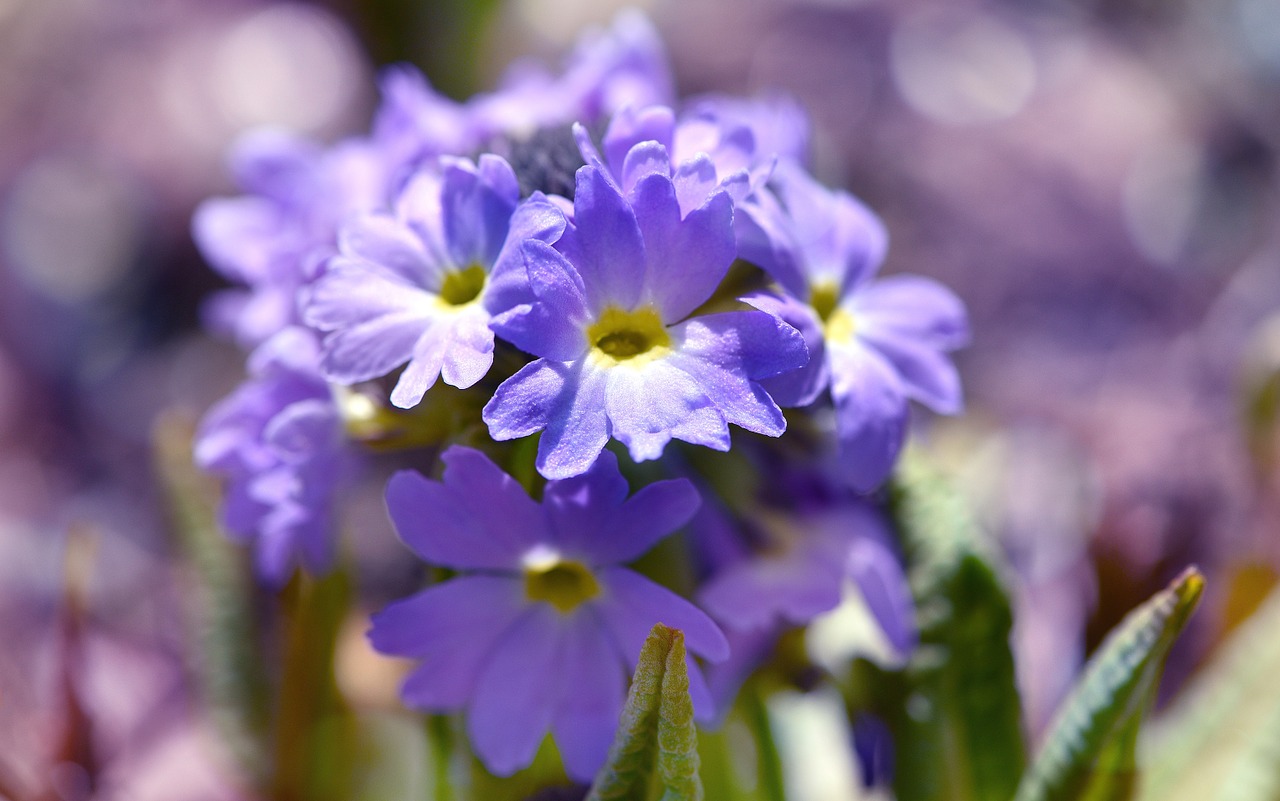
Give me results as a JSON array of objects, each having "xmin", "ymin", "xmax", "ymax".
[
  {"xmin": 152, "ymin": 413, "xmax": 272, "ymax": 787},
  {"xmin": 587, "ymin": 624, "xmax": 703, "ymax": 801},
  {"xmin": 1138, "ymin": 585, "xmax": 1280, "ymax": 801},
  {"xmin": 881, "ymin": 450, "xmax": 1026, "ymax": 801},
  {"xmin": 1014, "ymin": 567, "xmax": 1204, "ymax": 801}
]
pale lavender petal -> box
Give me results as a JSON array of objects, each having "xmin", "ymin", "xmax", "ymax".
[
  {"xmin": 490, "ymin": 303, "xmax": 588, "ymax": 363},
  {"xmin": 389, "ymin": 329, "xmax": 447, "ymax": 408},
  {"xmin": 573, "ymin": 122, "xmax": 609, "ymax": 177},
  {"xmin": 226, "ymin": 130, "xmax": 319, "ymax": 201},
  {"xmin": 318, "ymin": 302, "xmax": 434, "ymax": 388},
  {"xmin": 672, "ymin": 156, "xmax": 718, "ymax": 218},
  {"xmin": 667, "ymin": 310, "xmax": 808, "ymax": 436},
  {"xmin": 262, "ymin": 399, "xmax": 338, "ymax": 464},
  {"xmin": 858, "ymin": 329, "xmax": 962, "ymax": 414},
  {"xmin": 604, "ymin": 360, "xmax": 727, "ymax": 461},
  {"xmin": 551, "ymin": 612, "xmax": 628, "ymax": 781},
  {"xmin": 338, "ymin": 213, "xmax": 444, "ymax": 289},
  {"xmin": 468, "ymin": 604, "xmax": 566, "ymax": 776},
  {"xmin": 571, "ymin": 166, "xmax": 646, "ymax": 312},
  {"xmin": 733, "ymin": 189, "xmax": 808, "ymax": 298},
  {"xmin": 478, "ymin": 153, "xmax": 521, "ymax": 202},
  {"xmin": 191, "ymin": 197, "xmax": 280, "ymax": 282},
  {"xmin": 846, "ymin": 526, "xmax": 917, "ymax": 654},
  {"xmin": 829, "ymin": 344, "xmax": 908, "ymax": 492},
  {"xmin": 440, "ymin": 155, "xmax": 518, "ymax": 268},
  {"xmin": 536, "ymin": 362, "xmax": 611, "ymax": 479},
  {"xmin": 483, "ymin": 359, "xmax": 571, "ymax": 442},
  {"xmin": 486, "ymin": 194, "xmax": 568, "ymax": 314},
  {"xmin": 603, "ymin": 105, "xmax": 675, "ymax": 178},
  {"xmin": 772, "ymin": 162, "xmax": 887, "ymax": 294},
  {"xmin": 439, "ymin": 307, "xmax": 496, "ymax": 389},
  {"xmin": 631, "ymin": 174, "xmax": 735, "ymax": 322},
  {"xmin": 698, "ymin": 545, "xmax": 845, "ymax": 631},
  {"xmin": 744, "ymin": 291, "xmax": 830, "ymax": 407},
  {"xmin": 619, "ymin": 140, "xmax": 671, "ymax": 197},
  {"xmin": 489, "ymin": 241, "xmax": 589, "ymax": 360},
  {"xmin": 853, "ymin": 275, "xmax": 969, "ymax": 351}
]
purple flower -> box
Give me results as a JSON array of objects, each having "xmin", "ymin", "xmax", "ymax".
[
  {"xmin": 483, "ymin": 155, "xmax": 808, "ymax": 479},
  {"xmin": 697, "ymin": 500, "xmax": 916, "ymax": 656},
  {"xmin": 303, "ymin": 155, "xmax": 565, "ymax": 408},
  {"xmin": 741, "ymin": 162, "xmax": 969, "ymax": 490},
  {"xmin": 369, "ymin": 447, "xmax": 727, "ymax": 780},
  {"xmin": 193, "ymin": 328, "xmax": 352, "ymax": 585},
  {"xmin": 371, "ymin": 11, "xmax": 672, "ymax": 177},
  {"xmin": 680, "ymin": 93, "xmax": 812, "ymax": 169},
  {"xmin": 193, "ymin": 131, "xmax": 391, "ymax": 348},
  {"xmin": 577, "ymin": 92, "xmax": 810, "ymax": 218}
]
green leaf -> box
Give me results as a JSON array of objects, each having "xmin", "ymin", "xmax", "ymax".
[
  {"xmin": 1013, "ymin": 567, "xmax": 1205, "ymax": 801},
  {"xmin": 1138, "ymin": 584, "xmax": 1280, "ymax": 801},
  {"xmin": 152, "ymin": 413, "xmax": 272, "ymax": 787},
  {"xmin": 586, "ymin": 624, "xmax": 703, "ymax": 801},
  {"xmin": 879, "ymin": 450, "xmax": 1026, "ymax": 801}
]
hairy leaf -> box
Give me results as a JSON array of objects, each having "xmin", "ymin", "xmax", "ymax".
[
  {"xmin": 586, "ymin": 624, "xmax": 703, "ymax": 801},
  {"xmin": 881, "ymin": 450, "xmax": 1026, "ymax": 801},
  {"xmin": 1013, "ymin": 567, "xmax": 1204, "ymax": 801}
]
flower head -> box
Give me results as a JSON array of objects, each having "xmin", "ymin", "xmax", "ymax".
[
  {"xmin": 369, "ymin": 447, "xmax": 727, "ymax": 780},
  {"xmin": 193, "ymin": 131, "xmax": 391, "ymax": 348},
  {"xmin": 303, "ymin": 155, "xmax": 564, "ymax": 408},
  {"xmin": 193, "ymin": 328, "xmax": 352, "ymax": 584},
  {"xmin": 371, "ymin": 10, "xmax": 672, "ymax": 181},
  {"xmin": 483, "ymin": 155, "xmax": 808, "ymax": 478},
  {"xmin": 742, "ymin": 162, "xmax": 969, "ymax": 490}
]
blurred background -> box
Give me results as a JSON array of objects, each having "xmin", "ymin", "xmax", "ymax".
[{"xmin": 1, "ymin": 0, "xmax": 1279, "ymax": 797}]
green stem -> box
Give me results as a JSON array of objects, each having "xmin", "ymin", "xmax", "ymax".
[
  {"xmin": 742, "ymin": 680, "xmax": 787, "ymax": 801},
  {"xmin": 427, "ymin": 714, "xmax": 455, "ymax": 801}
]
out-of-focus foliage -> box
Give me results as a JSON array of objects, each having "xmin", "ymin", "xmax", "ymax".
[
  {"xmin": 1013, "ymin": 568, "xmax": 1204, "ymax": 801},
  {"xmin": 154, "ymin": 413, "xmax": 273, "ymax": 788},
  {"xmin": 1139, "ymin": 586, "xmax": 1280, "ymax": 801},
  {"xmin": 866, "ymin": 450, "xmax": 1026, "ymax": 801}
]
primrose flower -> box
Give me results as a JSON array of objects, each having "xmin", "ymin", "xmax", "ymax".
[
  {"xmin": 193, "ymin": 131, "xmax": 390, "ymax": 348},
  {"xmin": 369, "ymin": 447, "xmax": 727, "ymax": 780},
  {"xmin": 372, "ymin": 10, "xmax": 672, "ymax": 180},
  {"xmin": 303, "ymin": 155, "xmax": 564, "ymax": 409},
  {"xmin": 742, "ymin": 162, "xmax": 969, "ymax": 490},
  {"xmin": 697, "ymin": 501, "xmax": 916, "ymax": 655},
  {"xmin": 193, "ymin": 328, "xmax": 351, "ymax": 585},
  {"xmin": 483, "ymin": 160, "xmax": 808, "ymax": 479}
]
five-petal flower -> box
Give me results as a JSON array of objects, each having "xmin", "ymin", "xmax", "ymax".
[{"xmin": 369, "ymin": 446, "xmax": 727, "ymax": 780}]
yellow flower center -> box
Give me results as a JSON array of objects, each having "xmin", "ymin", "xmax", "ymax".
[
  {"xmin": 524, "ymin": 558, "xmax": 601, "ymax": 613},
  {"xmin": 810, "ymin": 281, "xmax": 856, "ymax": 343},
  {"xmin": 437, "ymin": 264, "xmax": 487, "ymax": 307},
  {"xmin": 587, "ymin": 305, "xmax": 671, "ymax": 366}
]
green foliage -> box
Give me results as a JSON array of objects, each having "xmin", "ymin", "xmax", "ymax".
[
  {"xmin": 1138, "ymin": 585, "xmax": 1280, "ymax": 801},
  {"xmin": 586, "ymin": 624, "xmax": 703, "ymax": 801},
  {"xmin": 876, "ymin": 450, "xmax": 1026, "ymax": 801},
  {"xmin": 1013, "ymin": 568, "xmax": 1205, "ymax": 801},
  {"xmin": 153, "ymin": 414, "xmax": 272, "ymax": 787}
]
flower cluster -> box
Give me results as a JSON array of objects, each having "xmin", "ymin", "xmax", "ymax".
[{"xmin": 192, "ymin": 11, "xmax": 967, "ymax": 783}]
